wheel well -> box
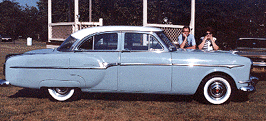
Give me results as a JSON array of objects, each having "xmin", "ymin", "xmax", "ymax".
[
  {"xmin": 40, "ymin": 87, "xmax": 81, "ymax": 94},
  {"xmin": 196, "ymin": 72, "xmax": 236, "ymax": 93},
  {"xmin": 40, "ymin": 87, "xmax": 81, "ymax": 90}
]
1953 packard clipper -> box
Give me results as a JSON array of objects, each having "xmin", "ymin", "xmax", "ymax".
[{"xmin": 3, "ymin": 26, "xmax": 256, "ymax": 104}]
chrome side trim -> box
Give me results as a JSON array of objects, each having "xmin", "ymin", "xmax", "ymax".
[
  {"xmin": 10, "ymin": 66, "xmax": 106, "ymax": 70},
  {"xmin": 10, "ymin": 63, "xmax": 244, "ymax": 70},
  {"xmin": 119, "ymin": 63, "xmax": 243, "ymax": 69},
  {"xmin": 172, "ymin": 64, "xmax": 244, "ymax": 69},
  {"xmin": 102, "ymin": 62, "xmax": 120, "ymax": 68},
  {"xmin": 69, "ymin": 67, "xmax": 106, "ymax": 69},
  {"xmin": 120, "ymin": 63, "xmax": 172, "ymax": 66},
  {"xmin": 10, "ymin": 66, "xmax": 69, "ymax": 69}
]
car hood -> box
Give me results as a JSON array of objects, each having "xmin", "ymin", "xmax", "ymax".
[
  {"xmin": 176, "ymin": 49, "xmax": 237, "ymax": 54},
  {"xmin": 172, "ymin": 49, "xmax": 251, "ymax": 65},
  {"xmin": 174, "ymin": 49, "xmax": 240, "ymax": 56}
]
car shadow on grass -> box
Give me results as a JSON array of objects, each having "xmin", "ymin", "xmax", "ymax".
[
  {"xmin": 80, "ymin": 92, "xmax": 194, "ymax": 103},
  {"xmin": 8, "ymin": 87, "xmax": 49, "ymax": 99},
  {"xmin": 9, "ymin": 87, "xmax": 194, "ymax": 103},
  {"xmin": 8, "ymin": 88, "xmax": 251, "ymax": 103}
]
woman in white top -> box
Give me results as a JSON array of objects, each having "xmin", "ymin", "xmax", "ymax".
[{"xmin": 198, "ymin": 27, "xmax": 219, "ymax": 51}]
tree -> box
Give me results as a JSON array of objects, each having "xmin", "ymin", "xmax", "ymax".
[
  {"xmin": 0, "ymin": 0, "xmax": 45, "ymax": 40},
  {"xmin": 0, "ymin": 0, "xmax": 23, "ymax": 39},
  {"xmin": 195, "ymin": 0, "xmax": 266, "ymax": 49},
  {"xmin": 1, "ymin": 0, "xmax": 265, "ymax": 44},
  {"xmin": 21, "ymin": 6, "xmax": 40, "ymax": 39},
  {"xmin": 37, "ymin": 0, "xmax": 48, "ymax": 41}
]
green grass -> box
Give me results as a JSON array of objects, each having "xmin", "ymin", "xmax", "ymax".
[{"xmin": 0, "ymin": 40, "xmax": 266, "ymax": 120}]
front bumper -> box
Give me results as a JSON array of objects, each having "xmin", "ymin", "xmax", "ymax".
[{"xmin": 238, "ymin": 76, "xmax": 258, "ymax": 92}]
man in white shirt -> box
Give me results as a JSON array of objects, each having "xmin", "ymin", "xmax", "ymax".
[{"xmin": 198, "ymin": 27, "xmax": 219, "ymax": 51}]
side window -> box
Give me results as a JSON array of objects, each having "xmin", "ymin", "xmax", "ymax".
[
  {"xmin": 149, "ymin": 35, "xmax": 162, "ymax": 50},
  {"xmin": 79, "ymin": 33, "xmax": 118, "ymax": 50},
  {"xmin": 79, "ymin": 37, "xmax": 93, "ymax": 50},
  {"xmin": 124, "ymin": 33, "xmax": 162, "ymax": 51}
]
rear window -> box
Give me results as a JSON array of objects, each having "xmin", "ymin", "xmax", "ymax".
[{"xmin": 78, "ymin": 33, "xmax": 118, "ymax": 51}]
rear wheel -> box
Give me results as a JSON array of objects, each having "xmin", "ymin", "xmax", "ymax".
[
  {"xmin": 201, "ymin": 75, "xmax": 234, "ymax": 104},
  {"xmin": 48, "ymin": 87, "xmax": 76, "ymax": 101}
]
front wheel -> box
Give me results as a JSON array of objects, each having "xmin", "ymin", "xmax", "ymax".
[
  {"xmin": 48, "ymin": 87, "xmax": 77, "ymax": 101},
  {"xmin": 202, "ymin": 75, "xmax": 234, "ymax": 104}
]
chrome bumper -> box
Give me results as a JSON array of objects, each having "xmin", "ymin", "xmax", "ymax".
[
  {"xmin": 0, "ymin": 79, "xmax": 9, "ymax": 86},
  {"xmin": 238, "ymin": 76, "xmax": 258, "ymax": 92}
]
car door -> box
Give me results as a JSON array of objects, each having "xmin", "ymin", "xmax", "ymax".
[
  {"xmin": 118, "ymin": 32, "xmax": 172, "ymax": 92},
  {"xmin": 69, "ymin": 32, "xmax": 120, "ymax": 90}
]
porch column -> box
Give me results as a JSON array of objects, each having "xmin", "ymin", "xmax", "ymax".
[
  {"xmin": 89, "ymin": 0, "xmax": 92, "ymax": 22},
  {"xmin": 190, "ymin": 0, "xmax": 195, "ymax": 35},
  {"xmin": 74, "ymin": 0, "xmax": 79, "ymax": 32},
  {"xmin": 48, "ymin": 0, "xmax": 52, "ymax": 42},
  {"xmin": 143, "ymin": 0, "xmax": 147, "ymax": 26}
]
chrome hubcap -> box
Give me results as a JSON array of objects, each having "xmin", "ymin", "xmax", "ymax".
[
  {"xmin": 54, "ymin": 88, "xmax": 70, "ymax": 95},
  {"xmin": 208, "ymin": 81, "xmax": 227, "ymax": 100}
]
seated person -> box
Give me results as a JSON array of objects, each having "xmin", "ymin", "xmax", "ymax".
[
  {"xmin": 178, "ymin": 26, "xmax": 196, "ymax": 49},
  {"xmin": 198, "ymin": 27, "xmax": 219, "ymax": 51}
]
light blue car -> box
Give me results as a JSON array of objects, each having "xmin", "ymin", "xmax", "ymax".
[{"xmin": 3, "ymin": 26, "xmax": 256, "ymax": 104}]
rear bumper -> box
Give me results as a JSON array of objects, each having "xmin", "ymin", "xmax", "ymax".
[
  {"xmin": 0, "ymin": 79, "xmax": 9, "ymax": 86},
  {"xmin": 238, "ymin": 76, "xmax": 258, "ymax": 92}
]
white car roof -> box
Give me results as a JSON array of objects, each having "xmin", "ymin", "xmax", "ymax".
[{"xmin": 71, "ymin": 26, "xmax": 163, "ymax": 40}]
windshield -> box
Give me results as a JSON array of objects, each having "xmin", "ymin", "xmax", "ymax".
[
  {"xmin": 57, "ymin": 36, "xmax": 78, "ymax": 51},
  {"xmin": 156, "ymin": 32, "xmax": 176, "ymax": 50}
]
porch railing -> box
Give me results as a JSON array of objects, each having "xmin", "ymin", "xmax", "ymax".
[{"xmin": 48, "ymin": 18, "xmax": 103, "ymax": 42}]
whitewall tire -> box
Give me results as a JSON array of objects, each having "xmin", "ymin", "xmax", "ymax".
[
  {"xmin": 48, "ymin": 88, "xmax": 75, "ymax": 101},
  {"xmin": 203, "ymin": 76, "xmax": 233, "ymax": 104}
]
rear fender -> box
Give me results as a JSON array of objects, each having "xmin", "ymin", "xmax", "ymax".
[
  {"xmin": 39, "ymin": 80, "xmax": 81, "ymax": 88},
  {"xmin": 69, "ymin": 53, "xmax": 107, "ymax": 88}
]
